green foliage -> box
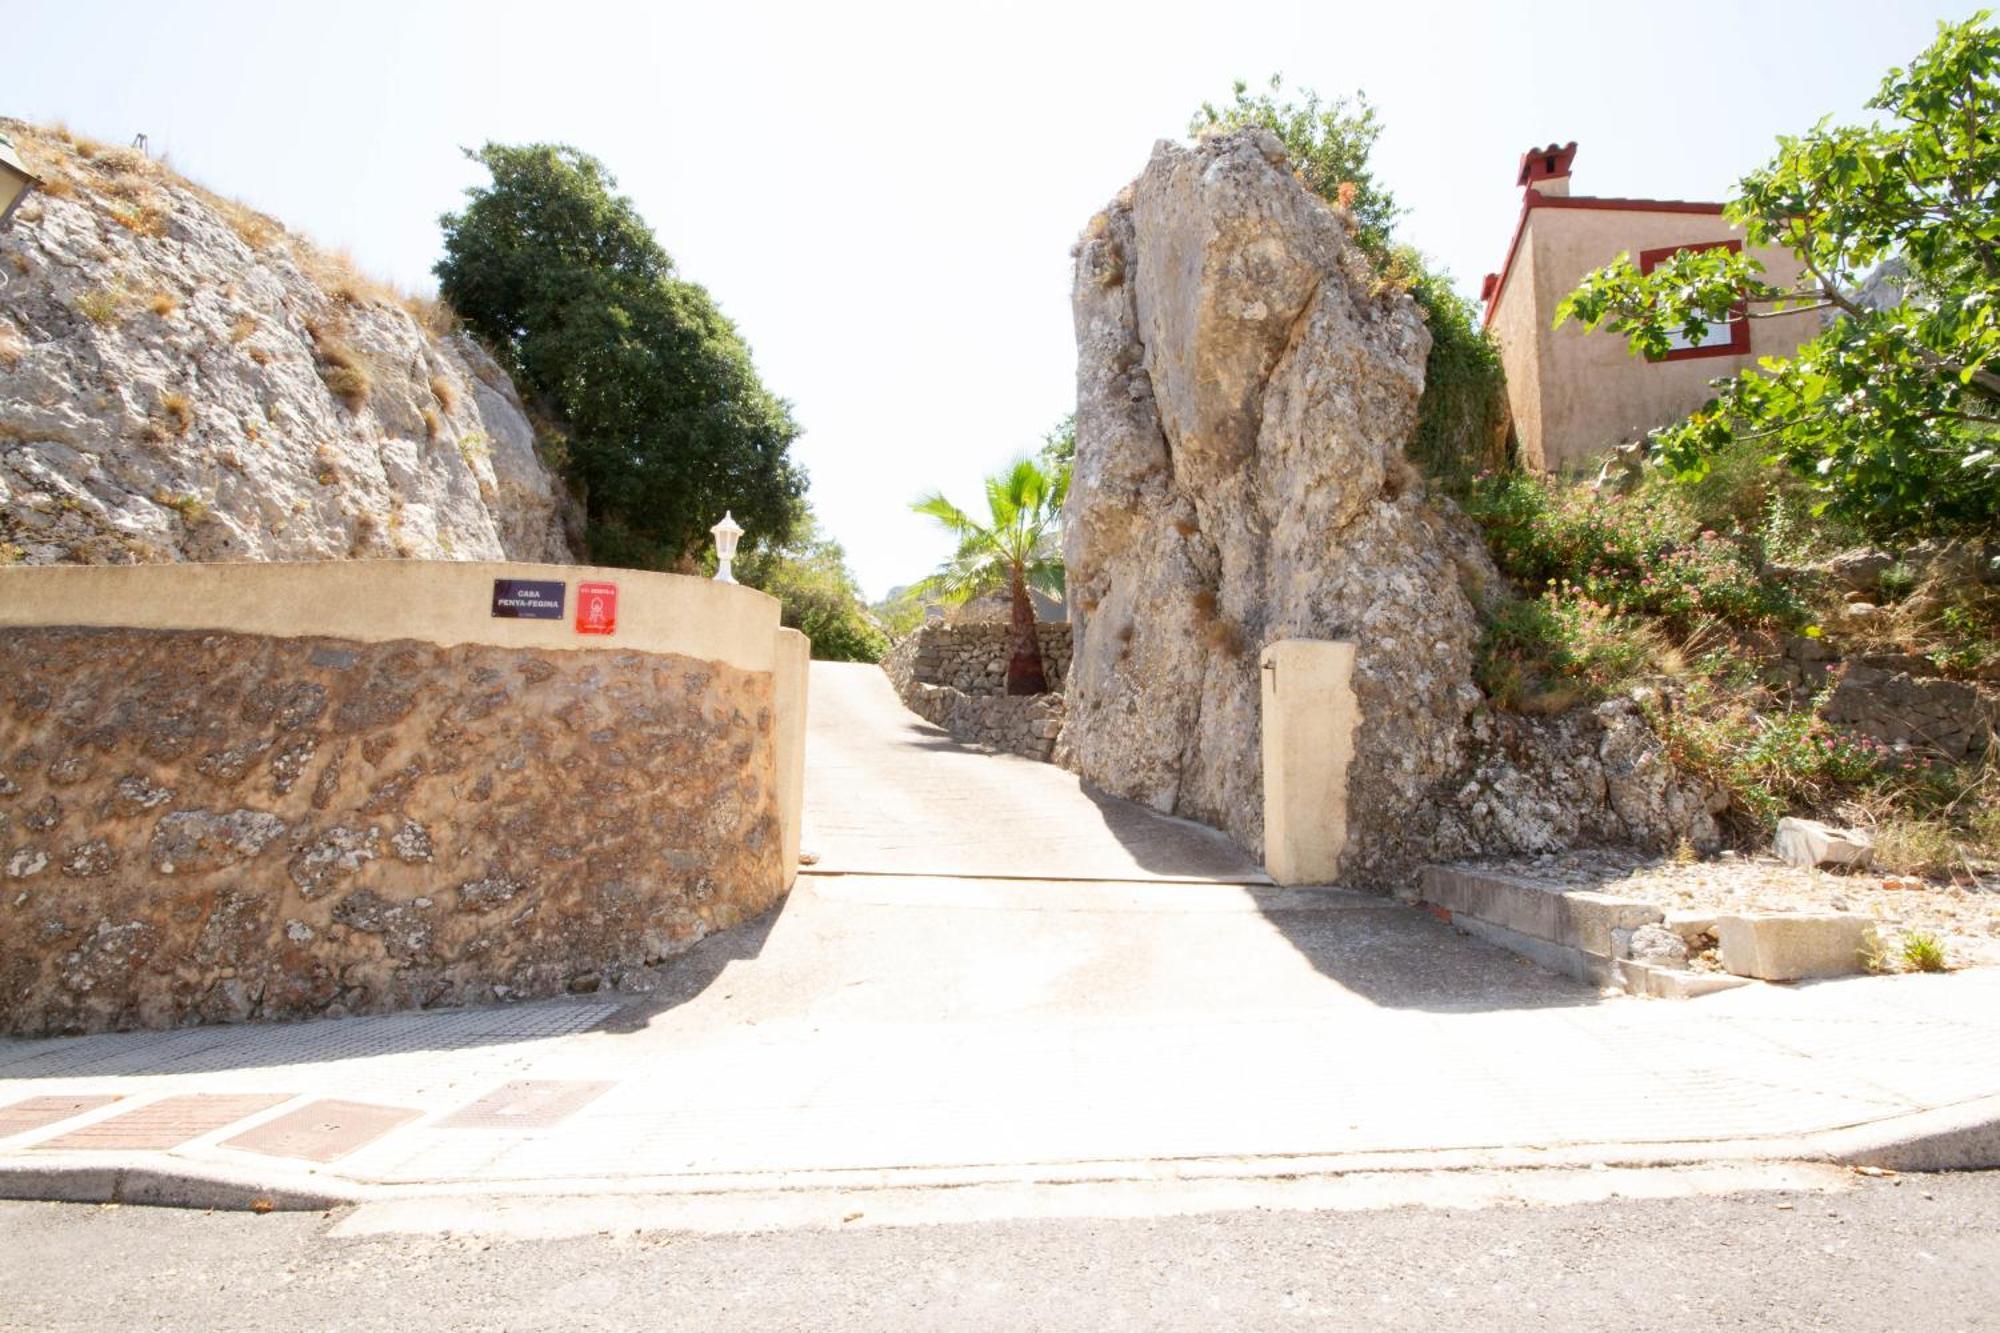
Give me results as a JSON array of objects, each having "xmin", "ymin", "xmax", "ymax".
[
  {"xmin": 436, "ymin": 143, "xmax": 805, "ymax": 568},
  {"xmin": 1555, "ymin": 14, "xmax": 2000, "ymax": 542},
  {"xmin": 912, "ymin": 456, "xmax": 1068, "ymax": 694},
  {"xmin": 1899, "ymin": 930, "xmax": 1950, "ymax": 973},
  {"xmin": 871, "ymin": 587, "xmax": 930, "ymax": 641},
  {"xmin": 911, "ymin": 457, "xmax": 1068, "ymax": 607},
  {"xmin": 1189, "ymin": 75, "xmax": 1399, "ymax": 247},
  {"xmin": 734, "ymin": 514, "xmax": 889, "ymax": 663},
  {"xmin": 1191, "ymin": 78, "xmax": 1509, "ymax": 490},
  {"xmin": 1644, "ymin": 681, "xmax": 1885, "ymax": 829},
  {"xmin": 1037, "ymin": 414, "xmax": 1076, "ymax": 471},
  {"xmin": 1475, "ymin": 591, "xmax": 1660, "ymax": 713},
  {"xmin": 1401, "ymin": 260, "xmax": 1512, "ymax": 490},
  {"xmin": 1463, "ymin": 471, "xmax": 1800, "ymax": 631}
]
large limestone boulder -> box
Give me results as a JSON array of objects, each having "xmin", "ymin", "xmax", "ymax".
[
  {"xmin": 0, "ymin": 122, "xmax": 573, "ymax": 567},
  {"xmin": 1064, "ymin": 130, "xmax": 1488, "ymax": 882}
]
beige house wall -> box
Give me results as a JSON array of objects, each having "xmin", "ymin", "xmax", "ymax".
[
  {"xmin": 1487, "ymin": 230, "xmax": 1547, "ymax": 469},
  {"xmin": 1495, "ymin": 206, "xmax": 1819, "ymax": 474}
]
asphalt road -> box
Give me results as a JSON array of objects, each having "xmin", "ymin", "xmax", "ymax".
[{"xmin": 4, "ymin": 1172, "xmax": 1997, "ymax": 1330}]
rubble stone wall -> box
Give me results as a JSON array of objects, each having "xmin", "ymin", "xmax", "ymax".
[
  {"xmin": 883, "ymin": 622, "xmax": 1072, "ymax": 696},
  {"xmin": 0, "ymin": 561, "xmax": 804, "ymax": 1036},
  {"xmin": 882, "ymin": 622, "xmax": 1072, "ymax": 762}
]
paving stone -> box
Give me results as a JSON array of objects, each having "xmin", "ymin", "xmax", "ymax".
[
  {"xmin": 36, "ymin": 1093, "xmax": 290, "ymax": 1151},
  {"xmin": 0, "ymin": 1095, "xmax": 121, "ymax": 1140},
  {"xmin": 221, "ymin": 1099, "xmax": 422, "ymax": 1163},
  {"xmin": 439, "ymin": 1080, "xmax": 613, "ymax": 1129}
]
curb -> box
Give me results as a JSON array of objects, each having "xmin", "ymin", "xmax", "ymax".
[
  {"xmin": 0, "ymin": 1157, "xmax": 356, "ymax": 1211},
  {"xmin": 4, "ymin": 1096, "xmax": 1994, "ymax": 1213}
]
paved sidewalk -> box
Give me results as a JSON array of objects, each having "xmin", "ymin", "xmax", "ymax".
[{"xmin": 4, "ymin": 875, "xmax": 1999, "ymax": 1205}]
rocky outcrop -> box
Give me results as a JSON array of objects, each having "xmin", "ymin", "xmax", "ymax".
[
  {"xmin": 1065, "ymin": 130, "xmax": 1486, "ymax": 881},
  {"xmin": 0, "ymin": 122, "xmax": 574, "ymax": 567},
  {"xmin": 1065, "ymin": 131, "xmax": 1716, "ymax": 884}
]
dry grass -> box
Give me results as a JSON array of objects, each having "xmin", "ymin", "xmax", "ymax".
[
  {"xmin": 107, "ymin": 200, "xmax": 168, "ymax": 238},
  {"xmin": 160, "ymin": 392, "xmax": 193, "ymax": 436},
  {"xmin": 0, "ymin": 327, "xmax": 23, "ymax": 370},
  {"xmin": 421, "ymin": 408, "xmax": 442, "ymax": 442},
  {"xmin": 247, "ymin": 345, "xmax": 271, "ymax": 366},
  {"xmin": 314, "ymin": 445, "xmax": 341, "ymax": 487},
  {"xmin": 228, "ymin": 314, "xmax": 258, "ymax": 344},
  {"xmin": 429, "ymin": 374, "xmax": 457, "ymax": 414},
  {"xmin": 306, "ymin": 319, "xmax": 373, "ymax": 412},
  {"xmin": 74, "ymin": 287, "xmax": 124, "ymax": 326},
  {"xmin": 151, "ymin": 490, "xmax": 208, "ymax": 523},
  {"xmin": 148, "ymin": 291, "xmax": 178, "ymax": 318}
]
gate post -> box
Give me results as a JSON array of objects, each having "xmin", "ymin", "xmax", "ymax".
[{"xmin": 1259, "ymin": 639, "xmax": 1357, "ymax": 886}]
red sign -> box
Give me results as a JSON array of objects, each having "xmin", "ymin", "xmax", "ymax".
[{"xmin": 575, "ymin": 581, "xmax": 618, "ymax": 635}]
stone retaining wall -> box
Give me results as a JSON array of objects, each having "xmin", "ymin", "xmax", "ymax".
[
  {"xmin": 0, "ymin": 627, "xmax": 785, "ymax": 1036},
  {"xmin": 1777, "ymin": 636, "xmax": 1998, "ymax": 758},
  {"xmin": 883, "ymin": 622, "xmax": 1072, "ymax": 762},
  {"xmin": 0, "ymin": 561, "xmax": 807, "ymax": 1036},
  {"xmin": 885, "ymin": 622, "xmax": 1072, "ymax": 696}
]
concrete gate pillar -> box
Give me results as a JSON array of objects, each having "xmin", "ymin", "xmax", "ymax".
[{"xmin": 1259, "ymin": 639, "xmax": 1358, "ymax": 886}]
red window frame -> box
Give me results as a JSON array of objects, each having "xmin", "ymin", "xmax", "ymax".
[{"xmin": 1636, "ymin": 239, "xmax": 1751, "ymax": 362}]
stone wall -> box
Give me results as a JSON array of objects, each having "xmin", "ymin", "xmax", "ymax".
[
  {"xmin": 0, "ymin": 559, "xmax": 806, "ymax": 1036},
  {"xmin": 884, "ymin": 622, "xmax": 1072, "ymax": 696},
  {"xmin": 0, "ymin": 627, "xmax": 785, "ymax": 1036},
  {"xmin": 882, "ymin": 622, "xmax": 1073, "ymax": 761},
  {"xmin": 1778, "ymin": 636, "xmax": 1998, "ymax": 759}
]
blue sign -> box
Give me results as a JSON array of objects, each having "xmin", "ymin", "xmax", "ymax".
[{"xmin": 491, "ymin": 578, "xmax": 566, "ymax": 620}]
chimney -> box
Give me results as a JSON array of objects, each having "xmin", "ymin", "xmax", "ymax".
[{"xmin": 1517, "ymin": 141, "xmax": 1577, "ymax": 197}]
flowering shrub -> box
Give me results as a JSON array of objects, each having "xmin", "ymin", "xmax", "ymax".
[
  {"xmin": 1476, "ymin": 587, "xmax": 1661, "ymax": 711},
  {"xmin": 1646, "ymin": 683, "xmax": 1886, "ymax": 827},
  {"xmin": 1463, "ymin": 472, "xmax": 1798, "ymax": 629}
]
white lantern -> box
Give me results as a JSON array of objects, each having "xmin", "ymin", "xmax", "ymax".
[
  {"xmin": 0, "ymin": 134, "xmax": 41, "ymax": 229},
  {"xmin": 711, "ymin": 511, "xmax": 744, "ymax": 584}
]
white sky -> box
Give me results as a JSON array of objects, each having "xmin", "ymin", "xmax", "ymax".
[{"xmin": 7, "ymin": 0, "xmax": 1974, "ymax": 598}]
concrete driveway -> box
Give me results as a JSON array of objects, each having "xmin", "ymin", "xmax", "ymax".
[{"xmin": 801, "ymin": 662, "xmax": 1266, "ymax": 882}]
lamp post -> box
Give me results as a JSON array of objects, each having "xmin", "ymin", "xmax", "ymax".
[
  {"xmin": 0, "ymin": 133, "xmax": 41, "ymax": 230},
  {"xmin": 711, "ymin": 511, "xmax": 744, "ymax": 584}
]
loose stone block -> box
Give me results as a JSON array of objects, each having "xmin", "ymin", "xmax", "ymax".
[
  {"xmin": 1715, "ymin": 912, "xmax": 1878, "ymax": 981},
  {"xmin": 1773, "ymin": 817, "xmax": 1873, "ymax": 870}
]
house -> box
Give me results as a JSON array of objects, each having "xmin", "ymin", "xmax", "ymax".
[{"xmin": 1480, "ymin": 142, "xmax": 1820, "ymax": 474}]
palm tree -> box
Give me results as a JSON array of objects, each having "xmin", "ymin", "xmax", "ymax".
[{"xmin": 911, "ymin": 457, "xmax": 1068, "ymax": 695}]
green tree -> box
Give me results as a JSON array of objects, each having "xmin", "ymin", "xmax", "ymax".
[
  {"xmin": 1555, "ymin": 13, "xmax": 2000, "ymax": 541},
  {"xmin": 1037, "ymin": 413, "xmax": 1076, "ymax": 471},
  {"xmin": 1191, "ymin": 78, "xmax": 1510, "ymax": 488},
  {"xmin": 436, "ymin": 143, "xmax": 806, "ymax": 567},
  {"xmin": 734, "ymin": 513, "xmax": 890, "ymax": 663},
  {"xmin": 911, "ymin": 457, "xmax": 1068, "ymax": 695},
  {"xmin": 1190, "ymin": 76, "xmax": 1399, "ymax": 249}
]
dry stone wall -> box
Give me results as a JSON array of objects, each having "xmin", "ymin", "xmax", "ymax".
[
  {"xmin": 883, "ymin": 622, "xmax": 1072, "ymax": 761},
  {"xmin": 885, "ymin": 623, "xmax": 1072, "ymax": 696},
  {"xmin": 0, "ymin": 626, "xmax": 785, "ymax": 1036}
]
